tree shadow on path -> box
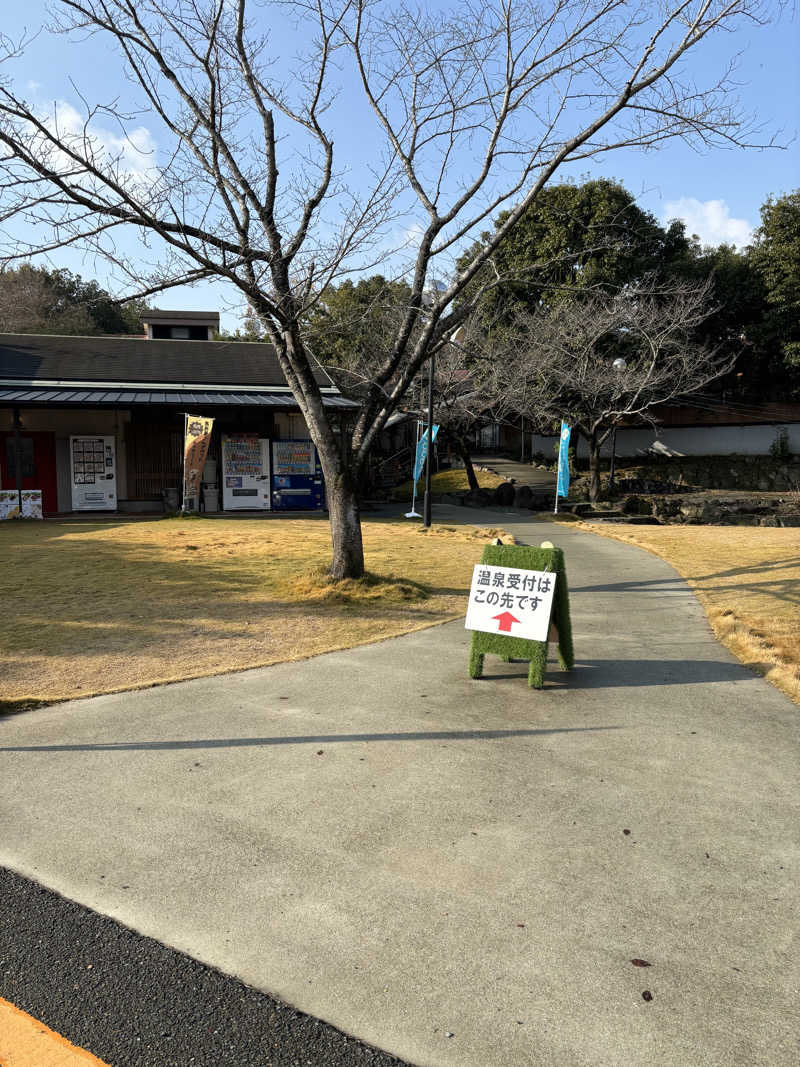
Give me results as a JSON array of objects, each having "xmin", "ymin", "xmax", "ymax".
[{"xmin": 0, "ymin": 725, "xmax": 623, "ymax": 754}]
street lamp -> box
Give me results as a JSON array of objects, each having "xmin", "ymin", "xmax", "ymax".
[
  {"xmin": 422, "ymin": 324, "xmax": 467, "ymax": 528},
  {"xmin": 608, "ymin": 357, "xmax": 627, "ymax": 495}
]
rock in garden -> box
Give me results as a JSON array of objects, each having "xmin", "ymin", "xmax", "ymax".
[
  {"xmin": 515, "ymin": 485, "xmax": 533, "ymax": 508},
  {"xmin": 492, "ymin": 481, "xmax": 516, "ymax": 506}
]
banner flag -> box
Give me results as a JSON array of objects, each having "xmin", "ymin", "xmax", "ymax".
[
  {"xmin": 183, "ymin": 414, "xmax": 214, "ymax": 508},
  {"xmin": 556, "ymin": 421, "xmax": 571, "ymax": 499},
  {"xmin": 413, "ymin": 424, "xmax": 440, "ymax": 483}
]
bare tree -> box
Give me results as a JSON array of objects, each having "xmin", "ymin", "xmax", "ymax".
[
  {"xmin": 0, "ymin": 265, "xmax": 89, "ymax": 334},
  {"xmin": 489, "ymin": 276, "xmax": 729, "ymax": 500},
  {"xmin": 0, "ymin": 0, "xmax": 775, "ymax": 576},
  {"xmin": 427, "ymin": 328, "xmax": 495, "ymax": 493}
]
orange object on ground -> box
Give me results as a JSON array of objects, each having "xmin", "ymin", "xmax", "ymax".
[{"xmin": 0, "ymin": 997, "xmax": 109, "ymax": 1066}]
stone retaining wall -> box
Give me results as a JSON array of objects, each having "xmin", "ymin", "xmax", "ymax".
[{"xmin": 574, "ymin": 453, "xmax": 800, "ymax": 495}]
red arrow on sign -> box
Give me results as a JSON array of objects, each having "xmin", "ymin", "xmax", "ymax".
[{"xmin": 492, "ymin": 611, "xmax": 520, "ymax": 633}]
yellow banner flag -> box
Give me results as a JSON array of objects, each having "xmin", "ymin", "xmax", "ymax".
[{"xmin": 183, "ymin": 414, "xmax": 214, "ymax": 507}]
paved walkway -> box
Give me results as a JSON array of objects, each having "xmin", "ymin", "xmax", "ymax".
[
  {"xmin": 472, "ymin": 454, "xmax": 556, "ymax": 490},
  {"xmin": 0, "ymin": 507, "xmax": 797, "ymax": 1066}
]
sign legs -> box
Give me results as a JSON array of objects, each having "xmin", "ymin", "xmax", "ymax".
[{"xmin": 468, "ymin": 632, "xmax": 551, "ymax": 689}]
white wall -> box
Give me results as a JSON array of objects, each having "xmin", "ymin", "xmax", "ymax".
[{"xmin": 530, "ymin": 423, "xmax": 800, "ymax": 458}]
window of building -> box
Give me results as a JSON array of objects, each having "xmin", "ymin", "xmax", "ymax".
[{"xmin": 5, "ymin": 436, "xmax": 36, "ymax": 479}]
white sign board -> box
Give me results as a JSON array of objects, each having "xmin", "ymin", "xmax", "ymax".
[
  {"xmin": 20, "ymin": 490, "xmax": 43, "ymax": 519},
  {"xmin": 465, "ymin": 564, "xmax": 556, "ymax": 642}
]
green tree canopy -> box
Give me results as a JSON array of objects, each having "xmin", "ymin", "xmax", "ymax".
[
  {"xmin": 0, "ymin": 264, "xmax": 147, "ymax": 335},
  {"xmin": 304, "ymin": 276, "xmax": 413, "ymax": 373},
  {"xmin": 675, "ymin": 242, "xmax": 781, "ymax": 398},
  {"xmin": 749, "ymin": 190, "xmax": 800, "ymax": 372},
  {"xmin": 461, "ymin": 180, "xmax": 800, "ymax": 400},
  {"xmin": 459, "ymin": 178, "xmax": 692, "ymax": 323}
]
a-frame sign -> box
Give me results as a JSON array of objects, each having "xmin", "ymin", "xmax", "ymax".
[{"xmin": 467, "ymin": 542, "xmax": 574, "ymax": 689}]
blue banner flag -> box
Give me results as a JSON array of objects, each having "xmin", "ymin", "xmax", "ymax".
[
  {"xmin": 413, "ymin": 424, "xmax": 440, "ymax": 482},
  {"xmin": 556, "ymin": 421, "xmax": 571, "ymax": 498}
]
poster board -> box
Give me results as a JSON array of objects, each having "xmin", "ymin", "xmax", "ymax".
[
  {"xmin": 20, "ymin": 490, "xmax": 43, "ymax": 519},
  {"xmin": 467, "ymin": 543, "xmax": 573, "ymax": 689},
  {"xmin": 0, "ymin": 490, "xmax": 20, "ymax": 520}
]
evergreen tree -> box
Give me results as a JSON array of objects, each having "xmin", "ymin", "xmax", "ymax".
[
  {"xmin": 0, "ymin": 265, "xmax": 147, "ymax": 335},
  {"xmin": 749, "ymin": 190, "xmax": 800, "ymax": 377}
]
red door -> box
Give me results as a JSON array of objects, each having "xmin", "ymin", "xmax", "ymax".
[{"xmin": 0, "ymin": 431, "xmax": 59, "ymax": 514}]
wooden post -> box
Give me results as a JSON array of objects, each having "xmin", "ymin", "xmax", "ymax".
[{"xmin": 12, "ymin": 407, "xmax": 23, "ymax": 498}]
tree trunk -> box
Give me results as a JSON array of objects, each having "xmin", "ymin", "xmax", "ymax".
[
  {"xmin": 456, "ymin": 435, "xmax": 479, "ymax": 491},
  {"xmin": 326, "ymin": 468, "xmax": 365, "ymax": 580},
  {"xmin": 588, "ymin": 431, "xmax": 602, "ymax": 503},
  {"xmin": 275, "ymin": 328, "xmax": 366, "ymax": 580}
]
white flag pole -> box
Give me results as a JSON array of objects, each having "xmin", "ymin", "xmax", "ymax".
[{"xmin": 406, "ymin": 419, "xmax": 423, "ymax": 519}]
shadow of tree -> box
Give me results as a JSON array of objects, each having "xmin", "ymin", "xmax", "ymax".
[
  {"xmin": 572, "ymin": 568, "xmax": 800, "ymax": 610},
  {"xmin": 0, "ymin": 724, "xmax": 623, "ymax": 754}
]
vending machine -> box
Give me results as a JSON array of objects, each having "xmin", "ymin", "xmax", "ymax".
[
  {"xmin": 221, "ymin": 435, "xmax": 271, "ymax": 510},
  {"xmin": 271, "ymin": 439, "xmax": 324, "ymax": 511},
  {"xmin": 69, "ymin": 435, "xmax": 117, "ymax": 511}
]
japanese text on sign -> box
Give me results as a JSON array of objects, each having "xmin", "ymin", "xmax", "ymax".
[{"xmin": 465, "ymin": 564, "xmax": 556, "ymax": 642}]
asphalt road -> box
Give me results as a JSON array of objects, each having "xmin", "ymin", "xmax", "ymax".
[{"xmin": 0, "ymin": 865, "xmax": 410, "ymax": 1067}]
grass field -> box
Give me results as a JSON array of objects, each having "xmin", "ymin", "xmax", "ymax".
[
  {"xmin": 575, "ymin": 521, "xmax": 800, "ymax": 705},
  {"xmin": 392, "ymin": 467, "xmax": 506, "ymax": 501},
  {"xmin": 0, "ymin": 517, "xmax": 510, "ymax": 709}
]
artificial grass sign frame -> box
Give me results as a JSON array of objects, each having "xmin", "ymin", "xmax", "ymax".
[{"xmin": 467, "ymin": 543, "xmax": 574, "ymax": 689}]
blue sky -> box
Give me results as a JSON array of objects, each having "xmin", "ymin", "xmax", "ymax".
[{"xmin": 2, "ymin": 1, "xmax": 798, "ymax": 332}]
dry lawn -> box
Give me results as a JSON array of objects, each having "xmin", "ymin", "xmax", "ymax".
[
  {"xmin": 576, "ymin": 521, "xmax": 800, "ymax": 705},
  {"xmin": 0, "ymin": 517, "xmax": 510, "ymax": 709},
  {"xmin": 392, "ymin": 467, "xmax": 506, "ymax": 501}
]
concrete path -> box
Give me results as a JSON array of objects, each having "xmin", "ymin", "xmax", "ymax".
[
  {"xmin": 0, "ymin": 507, "xmax": 797, "ymax": 1067},
  {"xmin": 472, "ymin": 454, "xmax": 556, "ymax": 490}
]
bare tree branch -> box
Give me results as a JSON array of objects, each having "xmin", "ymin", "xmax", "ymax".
[
  {"xmin": 486, "ymin": 275, "xmax": 734, "ymax": 499},
  {"xmin": 0, "ymin": 0, "xmax": 778, "ymax": 575}
]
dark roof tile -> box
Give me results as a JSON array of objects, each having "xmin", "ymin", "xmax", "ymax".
[
  {"xmin": 0, "ymin": 333, "xmax": 333, "ymax": 389},
  {"xmin": 0, "ymin": 385, "xmax": 357, "ymax": 409}
]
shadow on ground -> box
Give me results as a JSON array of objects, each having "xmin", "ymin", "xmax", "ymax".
[
  {"xmin": 0, "ymin": 725, "xmax": 623, "ymax": 754},
  {"xmin": 479, "ymin": 657, "xmax": 754, "ymax": 688}
]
